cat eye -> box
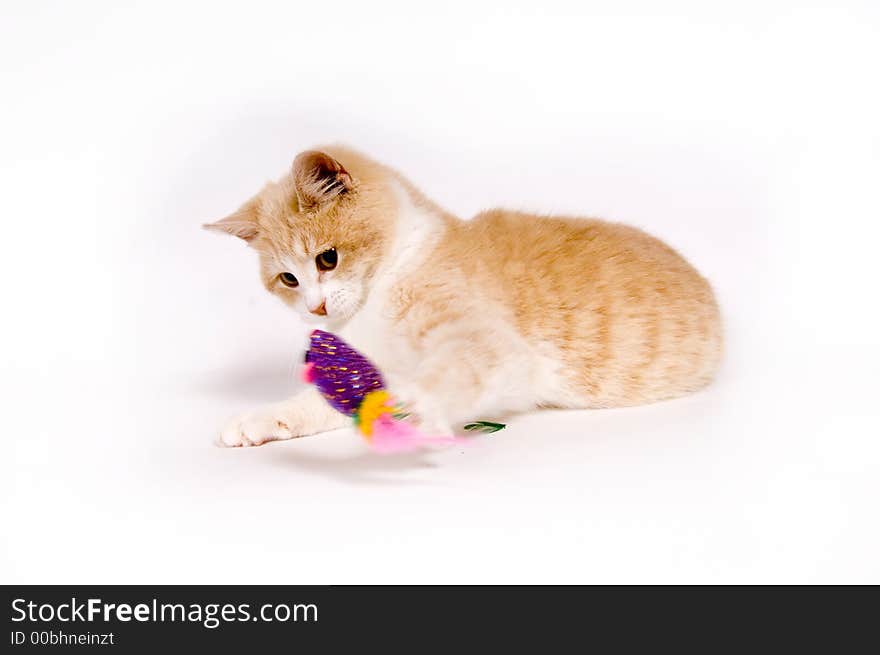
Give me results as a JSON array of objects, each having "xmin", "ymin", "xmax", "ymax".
[
  {"xmin": 279, "ymin": 272, "xmax": 299, "ymax": 288},
  {"xmin": 316, "ymin": 248, "xmax": 338, "ymax": 271}
]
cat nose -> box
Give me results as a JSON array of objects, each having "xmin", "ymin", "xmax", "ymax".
[{"xmin": 309, "ymin": 300, "xmax": 327, "ymax": 316}]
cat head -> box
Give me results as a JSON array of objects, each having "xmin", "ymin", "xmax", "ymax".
[{"xmin": 204, "ymin": 147, "xmax": 396, "ymax": 325}]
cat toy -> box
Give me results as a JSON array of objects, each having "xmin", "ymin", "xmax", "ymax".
[{"xmin": 301, "ymin": 329, "xmax": 474, "ymax": 453}]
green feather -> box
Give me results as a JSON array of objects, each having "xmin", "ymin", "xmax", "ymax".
[{"xmin": 463, "ymin": 421, "xmax": 506, "ymax": 433}]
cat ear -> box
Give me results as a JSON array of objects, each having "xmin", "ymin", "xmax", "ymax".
[
  {"xmin": 292, "ymin": 150, "xmax": 353, "ymax": 210},
  {"xmin": 202, "ymin": 204, "xmax": 259, "ymax": 243}
]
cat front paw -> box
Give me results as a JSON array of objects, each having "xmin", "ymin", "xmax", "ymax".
[
  {"xmin": 389, "ymin": 392, "xmax": 454, "ymax": 437},
  {"xmin": 218, "ymin": 403, "xmax": 296, "ymax": 448}
]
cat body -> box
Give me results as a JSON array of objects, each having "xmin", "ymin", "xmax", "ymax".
[{"xmin": 206, "ymin": 147, "xmax": 721, "ymax": 446}]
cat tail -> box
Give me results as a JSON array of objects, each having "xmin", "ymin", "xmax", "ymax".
[{"xmin": 368, "ymin": 414, "xmax": 468, "ymax": 454}]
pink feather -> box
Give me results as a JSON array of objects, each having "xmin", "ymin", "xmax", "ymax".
[{"xmin": 368, "ymin": 414, "xmax": 468, "ymax": 454}]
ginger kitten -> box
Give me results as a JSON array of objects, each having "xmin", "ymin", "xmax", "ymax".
[{"xmin": 205, "ymin": 147, "xmax": 722, "ymax": 446}]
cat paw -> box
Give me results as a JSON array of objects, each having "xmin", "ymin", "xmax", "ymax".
[
  {"xmin": 218, "ymin": 403, "xmax": 296, "ymax": 448},
  {"xmin": 390, "ymin": 392, "xmax": 453, "ymax": 437}
]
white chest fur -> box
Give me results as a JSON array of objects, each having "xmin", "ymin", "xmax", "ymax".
[{"xmin": 339, "ymin": 181, "xmax": 443, "ymax": 371}]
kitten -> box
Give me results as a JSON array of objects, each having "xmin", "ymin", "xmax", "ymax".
[{"xmin": 205, "ymin": 147, "xmax": 722, "ymax": 446}]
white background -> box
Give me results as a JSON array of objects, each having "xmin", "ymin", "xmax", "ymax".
[{"xmin": 2, "ymin": 0, "xmax": 878, "ymax": 583}]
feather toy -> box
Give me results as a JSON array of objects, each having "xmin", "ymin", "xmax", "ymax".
[{"xmin": 301, "ymin": 329, "xmax": 472, "ymax": 453}]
